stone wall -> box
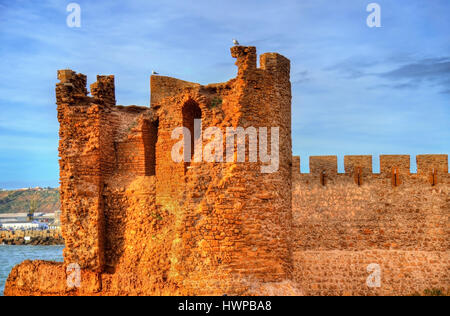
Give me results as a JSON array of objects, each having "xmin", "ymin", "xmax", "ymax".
[{"xmin": 292, "ymin": 155, "xmax": 449, "ymax": 295}]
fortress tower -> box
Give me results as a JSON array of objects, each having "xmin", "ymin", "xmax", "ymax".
[{"xmin": 6, "ymin": 46, "xmax": 298, "ymax": 295}]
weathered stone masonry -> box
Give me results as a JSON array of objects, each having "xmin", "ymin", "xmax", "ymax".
[
  {"xmin": 292, "ymin": 155, "xmax": 449, "ymax": 295},
  {"xmin": 5, "ymin": 47, "xmax": 449, "ymax": 296}
]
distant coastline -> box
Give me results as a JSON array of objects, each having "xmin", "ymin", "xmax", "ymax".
[
  {"xmin": 1, "ymin": 229, "xmax": 64, "ymax": 246},
  {"xmin": 0, "ymin": 188, "xmax": 62, "ymax": 246}
]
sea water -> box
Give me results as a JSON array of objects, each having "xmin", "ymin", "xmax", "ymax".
[{"xmin": 0, "ymin": 245, "xmax": 64, "ymax": 296}]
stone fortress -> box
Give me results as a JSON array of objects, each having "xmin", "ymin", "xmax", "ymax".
[{"xmin": 5, "ymin": 46, "xmax": 449, "ymax": 296}]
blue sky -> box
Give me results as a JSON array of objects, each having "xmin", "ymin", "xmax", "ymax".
[{"xmin": 0, "ymin": 0, "xmax": 449, "ymax": 188}]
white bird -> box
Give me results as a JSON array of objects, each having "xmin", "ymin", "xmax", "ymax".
[
  {"xmin": 152, "ymin": 70, "xmax": 159, "ymax": 75},
  {"xmin": 233, "ymin": 39, "xmax": 240, "ymax": 46}
]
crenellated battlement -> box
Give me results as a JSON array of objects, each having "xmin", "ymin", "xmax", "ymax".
[
  {"xmin": 417, "ymin": 154, "xmax": 448, "ymax": 173},
  {"xmin": 90, "ymin": 75, "xmax": 116, "ymax": 106},
  {"xmin": 293, "ymin": 154, "xmax": 448, "ymax": 180},
  {"xmin": 56, "ymin": 70, "xmax": 117, "ymax": 108}
]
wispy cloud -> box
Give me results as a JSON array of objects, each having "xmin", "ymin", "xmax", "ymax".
[
  {"xmin": 379, "ymin": 57, "xmax": 450, "ymax": 93},
  {"xmin": 326, "ymin": 56, "xmax": 450, "ymax": 93}
]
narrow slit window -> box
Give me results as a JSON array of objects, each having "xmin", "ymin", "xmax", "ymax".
[
  {"xmin": 144, "ymin": 119, "xmax": 159, "ymax": 176},
  {"xmin": 182, "ymin": 100, "xmax": 202, "ymax": 169}
]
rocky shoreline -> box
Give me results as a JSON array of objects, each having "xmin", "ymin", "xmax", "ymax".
[{"xmin": 0, "ymin": 229, "xmax": 64, "ymax": 246}]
